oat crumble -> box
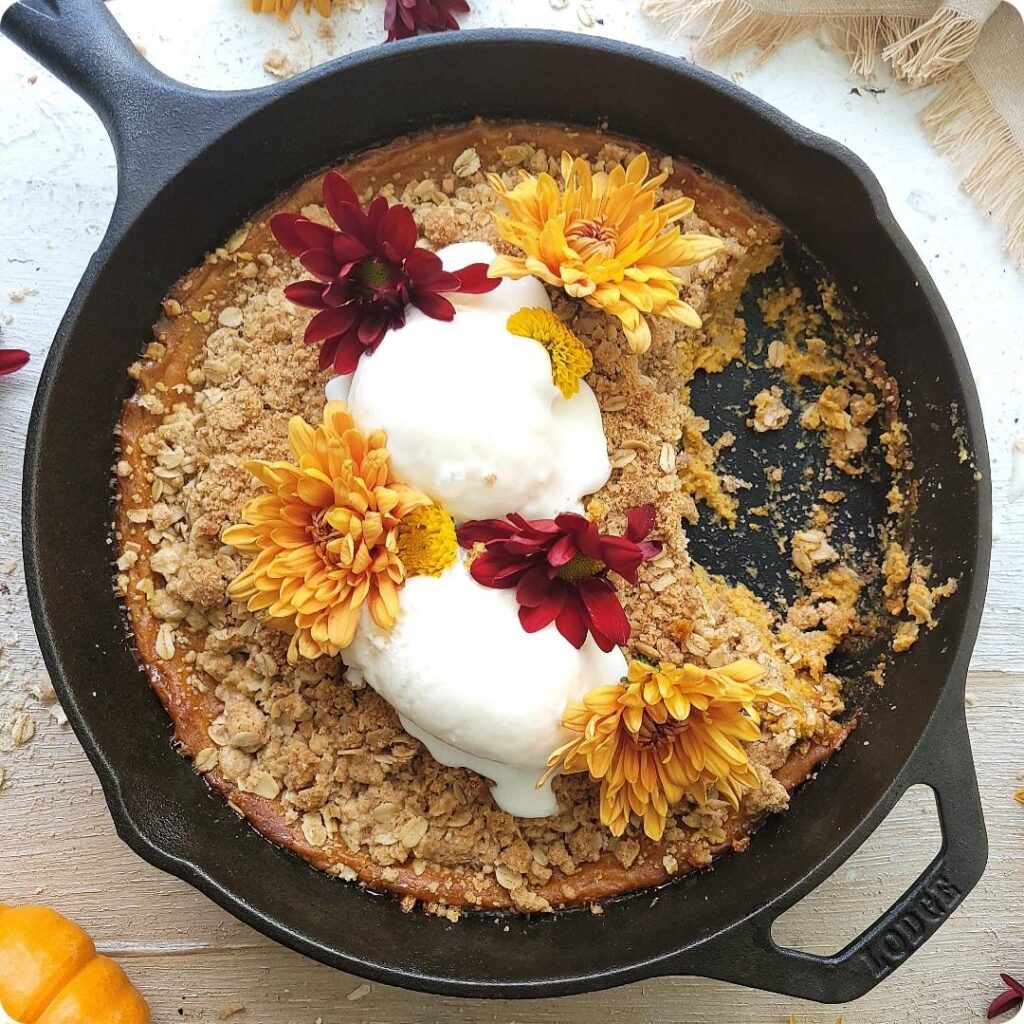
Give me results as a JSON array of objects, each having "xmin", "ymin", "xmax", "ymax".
[{"xmin": 113, "ymin": 122, "xmax": 948, "ymax": 912}]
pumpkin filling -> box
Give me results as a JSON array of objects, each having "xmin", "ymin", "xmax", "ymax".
[{"xmin": 114, "ymin": 121, "xmax": 957, "ymax": 915}]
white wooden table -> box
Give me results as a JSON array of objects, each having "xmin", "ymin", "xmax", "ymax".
[{"xmin": 1, "ymin": 2, "xmax": 1022, "ymax": 1021}]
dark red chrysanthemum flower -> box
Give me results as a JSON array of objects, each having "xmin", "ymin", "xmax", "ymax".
[
  {"xmin": 271, "ymin": 170, "xmax": 498, "ymax": 374},
  {"xmin": 989, "ymin": 974, "xmax": 1024, "ymax": 1019},
  {"xmin": 384, "ymin": 0, "xmax": 469, "ymax": 41},
  {"xmin": 0, "ymin": 347, "xmax": 29, "ymax": 377},
  {"xmin": 457, "ymin": 506, "xmax": 661, "ymax": 652}
]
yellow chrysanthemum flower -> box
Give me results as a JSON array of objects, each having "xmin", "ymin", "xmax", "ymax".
[
  {"xmin": 544, "ymin": 658, "xmax": 788, "ymax": 841},
  {"xmin": 506, "ymin": 306, "xmax": 593, "ymax": 399},
  {"xmin": 395, "ymin": 503, "xmax": 458, "ymax": 577},
  {"xmin": 249, "ymin": 0, "xmax": 333, "ymax": 17},
  {"xmin": 222, "ymin": 402, "xmax": 430, "ymax": 664},
  {"xmin": 487, "ymin": 152, "xmax": 724, "ymax": 356}
]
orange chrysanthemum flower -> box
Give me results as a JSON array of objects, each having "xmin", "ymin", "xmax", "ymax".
[
  {"xmin": 222, "ymin": 402, "xmax": 430, "ymax": 664},
  {"xmin": 544, "ymin": 658, "xmax": 787, "ymax": 841},
  {"xmin": 487, "ymin": 152, "xmax": 724, "ymax": 355},
  {"xmin": 249, "ymin": 0, "xmax": 333, "ymax": 17}
]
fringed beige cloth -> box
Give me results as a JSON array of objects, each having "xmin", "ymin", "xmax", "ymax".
[{"xmin": 643, "ymin": 0, "xmax": 1024, "ymax": 270}]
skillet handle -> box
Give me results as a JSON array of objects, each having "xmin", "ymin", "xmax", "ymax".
[
  {"xmin": 675, "ymin": 688, "xmax": 987, "ymax": 1003},
  {"xmin": 1, "ymin": 0, "xmax": 261, "ymax": 224}
]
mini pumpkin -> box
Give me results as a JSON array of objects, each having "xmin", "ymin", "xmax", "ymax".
[{"xmin": 0, "ymin": 905, "xmax": 149, "ymax": 1024}]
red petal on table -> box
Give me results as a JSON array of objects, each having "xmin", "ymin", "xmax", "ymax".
[
  {"xmin": 574, "ymin": 520, "xmax": 607, "ymax": 562},
  {"xmin": 453, "ymin": 262, "xmax": 501, "ymax": 293},
  {"xmin": 0, "ymin": 349, "xmax": 29, "ymax": 376},
  {"xmin": 988, "ymin": 989, "xmax": 1023, "ymax": 1019},
  {"xmin": 637, "ymin": 540, "xmax": 662, "ymax": 561},
  {"xmin": 331, "ymin": 207, "xmax": 370, "ymax": 246}
]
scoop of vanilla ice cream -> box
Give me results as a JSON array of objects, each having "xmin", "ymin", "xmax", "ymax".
[
  {"xmin": 325, "ymin": 242, "xmax": 610, "ymax": 522},
  {"xmin": 345, "ymin": 562, "xmax": 627, "ymax": 817}
]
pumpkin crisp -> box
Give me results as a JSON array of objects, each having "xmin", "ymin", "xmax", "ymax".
[{"xmin": 114, "ymin": 122, "xmax": 940, "ymax": 915}]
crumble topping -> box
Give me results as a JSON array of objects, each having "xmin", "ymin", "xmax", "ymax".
[{"xmin": 113, "ymin": 124, "xmax": 950, "ymax": 912}]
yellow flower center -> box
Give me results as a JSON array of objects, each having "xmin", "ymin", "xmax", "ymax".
[
  {"xmin": 566, "ymin": 217, "xmax": 617, "ymax": 260},
  {"xmin": 506, "ymin": 306, "xmax": 593, "ymax": 399},
  {"xmin": 557, "ymin": 553, "xmax": 604, "ymax": 582},
  {"xmin": 396, "ymin": 503, "xmax": 458, "ymax": 577}
]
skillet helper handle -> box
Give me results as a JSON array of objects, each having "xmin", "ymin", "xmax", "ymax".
[
  {"xmin": 685, "ymin": 691, "xmax": 987, "ymax": 1003},
  {"xmin": 1, "ymin": 0, "xmax": 259, "ymax": 222}
]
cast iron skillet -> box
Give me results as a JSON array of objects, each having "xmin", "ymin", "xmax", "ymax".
[{"xmin": 4, "ymin": 0, "xmax": 991, "ymax": 1003}]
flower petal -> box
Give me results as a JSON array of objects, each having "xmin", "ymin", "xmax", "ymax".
[
  {"xmin": 519, "ymin": 589, "xmax": 564, "ymax": 633},
  {"xmin": 453, "ymin": 262, "xmax": 502, "ymax": 293},
  {"xmin": 547, "ymin": 533, "xmax": 578, "ymax": 567},
  {"xmin": 579, "ymin": 576, "xmax": 630, "ymax": 649},
  {"xmin": 300, "ymin": 248, "xmax": 343, "ymax": 283},
  {"xmin": 379, "ymin": 203, "xmax": 418, "ymax": 261},
  {"xmin": 270, "ymin": 213, "xmax": 311, "ymax": 257},
  {"xmin": 0, "ymin": 348, "xmax": 30, "ymax": 377},
  {"xmin": 410, "ymin": 289, "xmax": 456, "ymax": 321},
  {"xmin": 625, "ymin": 503, "xmax": 656, "ymax": 542},
  {"xmin": 404, "ymin": 245, "xmax": 445, "ymax": 285},
  {"xmin": 516, "ymin": 565, "xmax": 556, "ymax": 608},
  {"xmin": 332, "ymin": 232, "xmax": 371, "ymax": 266},
  {"xmin": 284, "ymin": 280, "xmax": 329, "ymax": 310},
  {"xmin": 469, "ymin": 549, "xmax": 526, "ymax": 588},
  {"xmin": 322, "ymin": 170, "xmax": 361, "ymax": 224},
  {"xmin": 305, "ymin": 305, "xmax": 359, "ymax": 346},
  {"xmin": 555, "ymin": 595, "xmax": 588, "ymax": 649},
  {"xmin": 456, "ymin": 518, "xmax": 518, "ymax": 546}
]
